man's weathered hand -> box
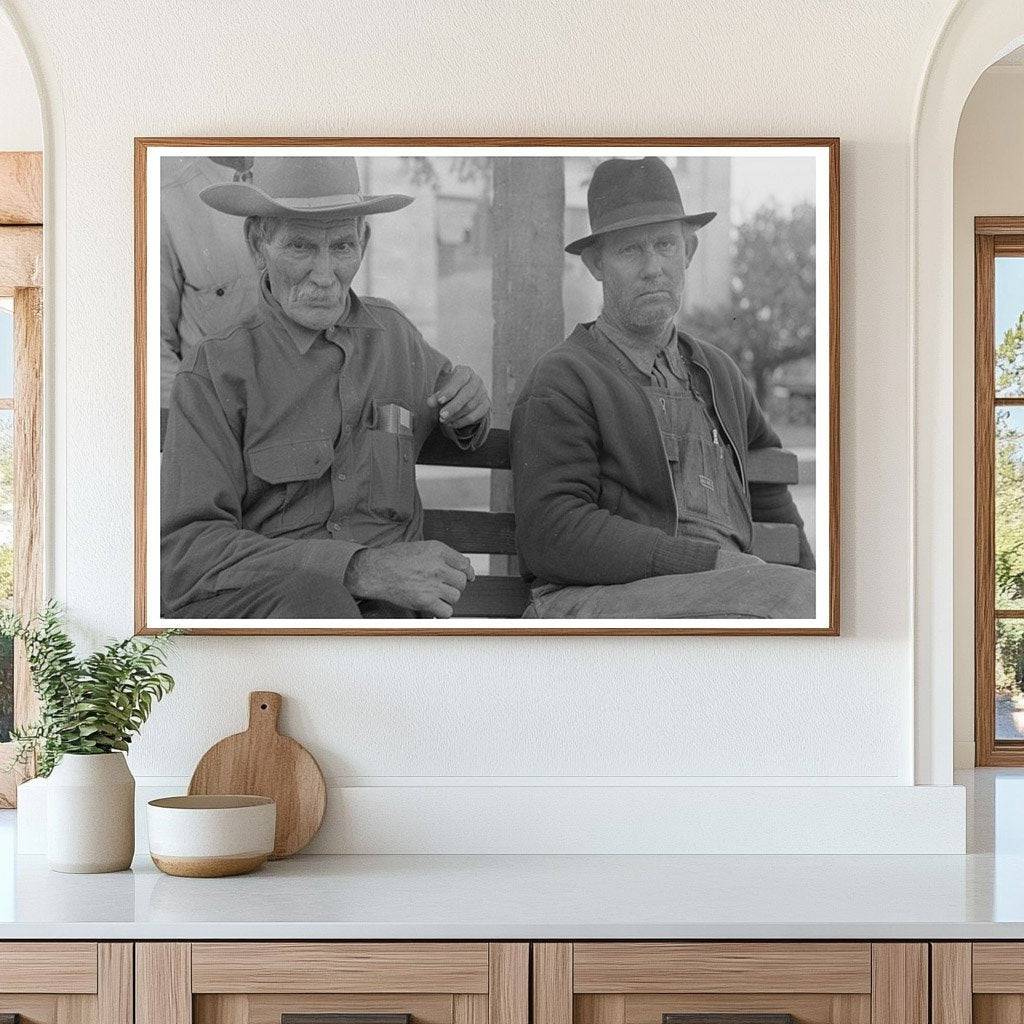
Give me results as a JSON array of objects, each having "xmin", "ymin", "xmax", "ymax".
[
  {"xmin": 427, "ymin": 365, "xmax": 491, "ymax": 430},
  {"xmin": 344, "ymin": 541, "xmax": 475, "ymax": 618}
]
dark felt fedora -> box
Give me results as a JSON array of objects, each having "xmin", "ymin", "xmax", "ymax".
[
  {"xmin": 565, "ymin": 156, "xmax": 716, "ymax": 255},
  {"xmin": 200, "ymin": 156, "xmax": 413, "ymax": 219}
]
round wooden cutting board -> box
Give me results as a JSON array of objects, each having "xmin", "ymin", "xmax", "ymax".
[{"xmin": 188, "ymin": 691, "xmax": 326, "ymax": 859}]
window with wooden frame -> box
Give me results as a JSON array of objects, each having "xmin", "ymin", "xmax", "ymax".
[
  {"xmin": 976, "ymin": 217, "xmax": 1024, "ymax": 765},
  {"xmin": 0, "ymin": 151, "xmax": 43, "ymax": 806}
]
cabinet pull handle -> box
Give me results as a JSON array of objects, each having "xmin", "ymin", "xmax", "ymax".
[
  {"xmin": 283, "ymin": 1016, "xmax": 412, "ymax": 1024},
  {"xmin": 664, "ymin": 1016, "xmax": 797, "ymax": 1024}
]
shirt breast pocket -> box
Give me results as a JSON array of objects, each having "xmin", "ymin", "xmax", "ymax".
[
  {"xmin": 368, "ymin": 429, "xmax": 415, "ymax": 521},
  {"xmin": 247, "ymin": 438, "xmax": 334, "ymax": 533}
]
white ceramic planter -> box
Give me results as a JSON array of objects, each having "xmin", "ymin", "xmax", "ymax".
[{"xmin": 46, "ymin": 752, "xmax": 135, "ymax": 873}]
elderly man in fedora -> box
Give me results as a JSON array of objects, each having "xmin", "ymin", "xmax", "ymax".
[
  {"xmin": 510, "ymin": 156, "xmax": 816, "ymax": 620},
  {"xmin": 161, "ymin": 156, "xmax": 491, "ymax": 620}
]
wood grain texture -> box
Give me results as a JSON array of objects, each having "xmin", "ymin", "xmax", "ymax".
[
  {"xmin": 534, "ymin": 944, "xmax": 573, "ymax": 1024},
  {"xmin": 972, "ymin": 943, "xmax": 1024, "ymax": 991},
  {"xmin": 831, "ymin": 995, "xmax": 872, "ymax": 1024},
  {"xmin": 0, "ymin": 285, "xmax": 42, "ymax": 806},
  {"xmin": 234, "ymin": 994, "xmax": 450, "ymax": 1024},
  {"xmin": 191, "ymin": 942, "xmax": 489, "ymax": 994},
  {"xmin": 931, "ymin": 945, "xmax": 971, "ymax": 1024},
  {"xmin": 623, "ymin": 994, "xmax": 836, "ymax": 1024},
  {"xmin": 870, "ymin": 945, "xmax": 927, "ymax": 1024},
  {"xmin": 188, "ymin": 690, "xmax": 326, "ymax": 859},
  {"xmin": 13, "ymin": 286, "xmax": 42, "ymax": 723},
  {"xmin": 97, "ymin": 945, "xmax": 133, "ymax": 1024},
  {"xmin": 489, "ymin": 944, "xmax": 528, "ymax": 1024},
  {"xmin": 975, "ymin": 996, "xmax": 1024, "ymax": 1024},
  {"xmin": 55, "ymin": 995, "xmax": 95, "ymax": 1024},
  {"xmin": 136, "ymin": 943, "xmax": 192, "ymax": 1024},
  {"xmin": 454, "ymin": 994, "xmax": 488, "ymax": 1024},
  {"xmin": 573, "ymin": 943, "xmax": 872, "ymax": 994},
  {"xmin": 0, "ymin": 226, "xmax": 41, "ymax": 290},
  {"xmin": 134, "ymin": 135, "xmax": 839, "ymax": 637},
  {"xmin": 194, "ymin": 995, "xmax": 249, "ymax": 1024},
  {"xmin": 0, "ymin": 152, "xmax": 42, "ymax": 225},
  {"xmin": 576, "ymin": 996, "xmax": 626, "ymax": 1024},
  {"xmin": 0, "ymin": 996, "xmax": 58, "ymax": 1024},
  {"xmin": 0, "ymin": 943, "xmax": 97, "ymax": 993}
]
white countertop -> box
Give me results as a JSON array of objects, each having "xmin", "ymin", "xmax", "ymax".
[
  {"xmin": 0, "ymin": 847, "xmax": 1023, "ymax": 940},
  {"xmin": 1, "ymin": 769, "xmax": 1021, "ymax": 941}
]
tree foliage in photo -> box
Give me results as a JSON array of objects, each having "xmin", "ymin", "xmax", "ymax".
[{"xmin": 686, "ymin": 202, "xmax": 816, "ymax": 408}]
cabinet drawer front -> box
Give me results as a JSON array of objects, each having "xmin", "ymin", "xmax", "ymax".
[
  {"xmin": 573, "ymin": 944, "xmax": 872, "ymax": 994},
  {"xmin": 973, "ymin": 944, "xmax": 1024, "ymax": 992},
  {"xmin": 192, "ymin": 943, "xmax": 490, "ymax": 994},
  {"xmin": 0, "ymin": 943, "xmax": 98, "ymax": 993},
  {"xmin": 196, "ymin": 993, "xmax": 457, "ymax": 1024}
]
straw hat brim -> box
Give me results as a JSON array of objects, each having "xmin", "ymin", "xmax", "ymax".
[
  {"xmin": 565, "ymin": 209, "xmax": 716, "ymax": 255},
  {"xmin": 199, "ymin": 182, "xmax": 414, "ymax": 219}
]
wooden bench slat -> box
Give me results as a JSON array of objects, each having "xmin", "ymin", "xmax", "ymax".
[
  {"xmin": 422, "ymin": 509, "xmax": 517, "ymax": 555},
  {"xmin": 417, "ymin": 427, "xmax": 512, "ymax": 470},
  {"xmin": 452, "ymin": 576, "xmax": 530, "ymax": 617}
]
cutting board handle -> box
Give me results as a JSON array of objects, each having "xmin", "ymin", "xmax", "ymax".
[{"xmin": 248, "ymin": 691, "xmax": 282, "ymax": 734}]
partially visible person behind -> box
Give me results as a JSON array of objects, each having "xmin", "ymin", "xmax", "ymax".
[
  {"xmin": 160, "ymin": 156, "xmax": 261, "ymax": 410},
  {"xmin": 510, "ymin": 156, "xmax": 815, "ymax": 620},
  {"xmin": 161, "ymin": 156, "xmax": 491, "ymax": 621}
]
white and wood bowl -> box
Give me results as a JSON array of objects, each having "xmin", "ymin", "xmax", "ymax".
[{"xmin": 147, "ymin": 795, "xmax": 276, "ymax": 877}]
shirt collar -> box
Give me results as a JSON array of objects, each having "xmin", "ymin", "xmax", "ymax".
[
  {"xmin": 594, "ymin": 314, "xmax": 678, "ymax": 378},
  {"xmin": 259, "ymin": 274, "xmax": 383, "ymax": 355}
]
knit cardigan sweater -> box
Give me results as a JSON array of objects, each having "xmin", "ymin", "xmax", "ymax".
[{"xmin": 509, "ymin": 322, "xmax": 814, "ymax": 587}]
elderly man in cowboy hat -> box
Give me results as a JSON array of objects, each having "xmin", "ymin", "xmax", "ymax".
[
  {"xmin": 161, "ymin": 156, "xmax": 491, "ymax": 620},
  {"xmin": 510, "ymin": 156, "xmax": 815, "ymax": 620}
]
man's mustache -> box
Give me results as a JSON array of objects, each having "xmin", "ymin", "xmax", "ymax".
[{"xmin": 290, "ymin": 285, "xmax": 343, "ymax": 305}]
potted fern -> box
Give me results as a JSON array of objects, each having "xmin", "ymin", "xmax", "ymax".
[{"xmin": 3, "ymin": 603, "xmax": 178, "ymax": 873}]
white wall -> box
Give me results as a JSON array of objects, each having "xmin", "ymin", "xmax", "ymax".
[
  {"xmin": 0, "ymin": 0, "xmax": 974, "ymax": 852},
  {"xmin": 952, "ymin": 65, "xmax": 1024, "ymax": 768},
  {"xmin": 0, "ymin": 7, "xmax": 39, "ymax": 151}
]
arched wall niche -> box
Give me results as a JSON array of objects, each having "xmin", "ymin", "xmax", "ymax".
[{"xmin": 914, "ymin": 0, "xmax": 1024, "ymax": 785}]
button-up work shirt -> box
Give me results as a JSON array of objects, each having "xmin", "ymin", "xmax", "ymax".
[
  {"xmin": 160, "ymin": 285, "xmax": 488, "ymax": 614},
  {"xmin": 160, "ymin": 157, "xmax": 260, "ymax": 408},
  {"xmin": 593, "ymin": 315, "xmax": 752, "ymax": 552}
]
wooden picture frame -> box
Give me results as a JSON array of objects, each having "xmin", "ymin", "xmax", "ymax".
[
  {"xmin": 0, "ymin": 150, "xmax": 43, "ymax": 806},
  {"xmin": 135, "ymin": 137, "xmax": 840, "ymax": 636},
  {"xmin": 975, "ymin": 216, "xmax": 1024, "ymax": 765}
]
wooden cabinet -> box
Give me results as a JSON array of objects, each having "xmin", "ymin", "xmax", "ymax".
[
  {"xmin": 931, "ymin": 943, "xmax": 1024, "ymax": 1024},
  {"xmin": 0, "ymin": 942, "xmax": 132, "ymax": 1024},
  {"xmin": 533, "ymin": 944, "xmax": 928, "ymax": 1024},
  {"xmin": 136, "ymin": 943, "xmax": 528, "ymax": 1024}
]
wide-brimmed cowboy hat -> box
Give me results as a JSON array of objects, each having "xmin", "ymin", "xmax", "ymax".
[
  {"xmin": 199, "ymin": 156, "xmax": 413, "ymax": 219},
  {"xmin": 565, "ymin": 156, "xmax": 716, "ymax": 255}
]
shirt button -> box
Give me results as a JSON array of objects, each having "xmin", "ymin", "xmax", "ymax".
[
  {"xmin": 327, "ymin": 522, "xmax": 342, "ymax": 534},
  {"xmin": 336, "ymin": 472, "xmax": 347, "ymax": 481},
  {"xmin": 215, "ymin": 287, "xmax": 225, "ymax": 296}
]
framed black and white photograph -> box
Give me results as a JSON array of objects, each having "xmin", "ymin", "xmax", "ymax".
[{"xmin": 135, "ymin": 138, "xmax": 839, "ymax": 636}]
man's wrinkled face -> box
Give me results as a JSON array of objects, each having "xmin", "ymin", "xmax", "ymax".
[
  {"xmin": 583, "ymin": 220, "xmax": 692, "ymax": 334},
  {"xmin": 256, "ymin": 218, "xmax": 367, "ymax": 331}
]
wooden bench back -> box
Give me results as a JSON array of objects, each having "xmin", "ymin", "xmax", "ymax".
[{"xmin": 418, "ymin": 428, "xmax": 803, "ymax": 619}]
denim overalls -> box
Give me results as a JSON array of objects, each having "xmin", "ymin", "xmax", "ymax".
[{"xmin": 595, "ymin": 319, "xmax": 753, "ymax": 553}]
